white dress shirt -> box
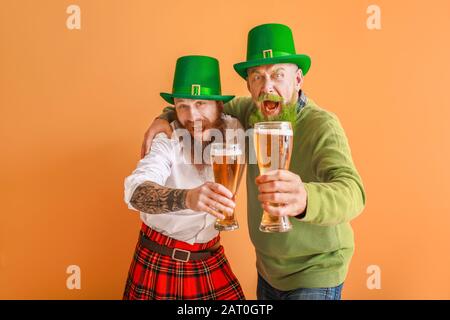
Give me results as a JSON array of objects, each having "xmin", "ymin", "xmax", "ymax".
[{"xmin": 124, "ymin": 115, "xmax": 242, "ymax": 244}]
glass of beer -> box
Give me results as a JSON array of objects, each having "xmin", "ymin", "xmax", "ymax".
[
  {"xmin": 254, "ymin": 121, "xmax": 294, "ymax": 232},
  {"xmin": 210, "ymin": 143, "xmax": 245, "ymax": 231}
]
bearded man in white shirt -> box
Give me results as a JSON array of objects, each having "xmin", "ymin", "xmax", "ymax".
[{"xmin": 123, "ymin": 55, "xmax": 245, "ymax": 300}]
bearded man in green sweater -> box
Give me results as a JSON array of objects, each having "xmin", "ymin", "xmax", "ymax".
[{"xmin": 139, "ymin": 23, "xmax": 366, "ymax": 300}]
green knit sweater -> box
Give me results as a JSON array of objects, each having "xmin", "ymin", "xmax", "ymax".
[{"xmin": 160, "ymin": 96, "xmax": 366, "ymax": 290}]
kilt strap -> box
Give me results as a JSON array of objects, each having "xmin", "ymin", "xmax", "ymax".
[{"xmin": 139, "ymin": 233, "xmax": 221, "ymax": 262}]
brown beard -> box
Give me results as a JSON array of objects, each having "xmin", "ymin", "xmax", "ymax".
[{"xmin": 176, "ymin": 115, "xmax": 226, "ymax": 173}]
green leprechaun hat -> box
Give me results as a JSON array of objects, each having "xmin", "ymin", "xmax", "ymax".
[
  {"xmin": 160, "ymin": 55, "xmax": 234, "ymax": 105},
  {"xmin": 233, "ymin": 23, "xmax": 311, "ymax": 79}
]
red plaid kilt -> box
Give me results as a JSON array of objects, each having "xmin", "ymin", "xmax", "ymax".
[{"xmin": 123, "ymin": 223, "xmax": 245, "ymax": 300}]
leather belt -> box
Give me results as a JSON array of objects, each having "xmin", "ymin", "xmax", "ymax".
[{"xmin": 139, "ymin": 233, "xmax": 221, "ymax": 262}]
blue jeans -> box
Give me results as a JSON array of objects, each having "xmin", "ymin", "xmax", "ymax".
[{"xmin": 257, "ymin": 274, "xmax": 344, "ymax": 300}]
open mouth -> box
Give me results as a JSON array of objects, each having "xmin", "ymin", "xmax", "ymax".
[{"xmin": 262, "ymin": 100, "xmax": 281, "ymax": 116}]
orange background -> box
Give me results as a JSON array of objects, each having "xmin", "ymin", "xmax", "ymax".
[{"xmin": 1, "ymin": 0, "xmax": 449, "ymax": 299}]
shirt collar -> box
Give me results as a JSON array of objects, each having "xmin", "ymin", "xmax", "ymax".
[{"xmin": 297, "ymin": 90, "xmax": 308, "ymax": 113}]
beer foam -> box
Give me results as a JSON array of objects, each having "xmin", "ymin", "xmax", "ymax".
[{"xmin": 254, "ymin": 128, "xmax": 293, "ymax": 136}]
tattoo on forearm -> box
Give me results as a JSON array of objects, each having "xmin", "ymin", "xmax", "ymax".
[{"xmin": 130, "ymin": 181, "xmax": 188, "ymax": 214}]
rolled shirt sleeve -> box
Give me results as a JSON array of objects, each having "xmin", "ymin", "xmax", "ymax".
[{"xmin": 124, "ymin": 133, "xmax": 174, "ymax": 211}]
